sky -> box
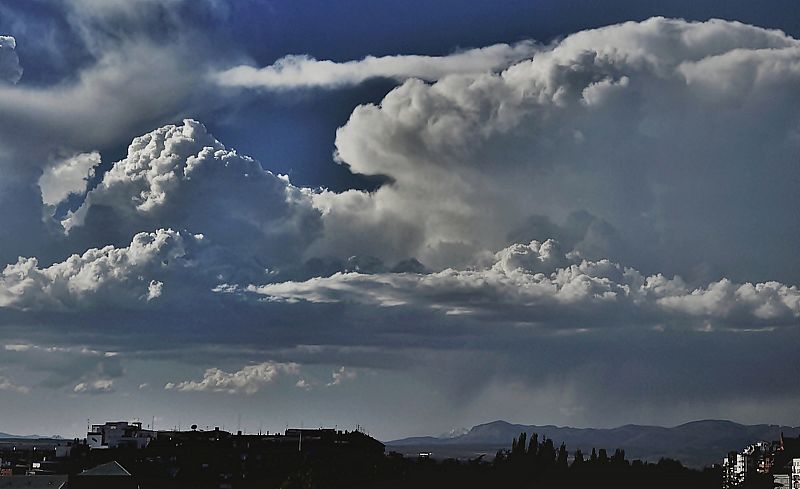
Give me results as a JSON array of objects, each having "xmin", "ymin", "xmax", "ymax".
[{"xmin": 0, "ymin": 0, "xmax": 798, "ymax": 440}]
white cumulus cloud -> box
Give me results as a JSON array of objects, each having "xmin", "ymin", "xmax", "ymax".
[
  {"xmin": 73, "ymin": 379, "xmax": 114, "ymax": 394},
  {"xmin": 0, "ymin": 229, "xmax": 189, "ymax": 311},
  {"xmin": 65, "ymin": 120, "xmax": 322, "ymax": 281},
  {"xmin": 239, "ymin": 239, "xmax": 800, "ymax": 330},
  {"xmin": 165, "ymin": 361, "xmax": 300, "ymax": 395},
  {"xmin": 327, "ymin": 366, "xmax": 357, "ymax": 387},
  {"xmin": 213, "ymin": 42, "xmax": 538, "ymax": 90},
  {"xmin": 39, "ymin": 151, "xmax": 100, "ymax": 206}
]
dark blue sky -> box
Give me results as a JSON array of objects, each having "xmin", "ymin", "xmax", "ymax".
[{"xmin": 228, "ymin": 0, "xmax": 800, "ymax": 61}]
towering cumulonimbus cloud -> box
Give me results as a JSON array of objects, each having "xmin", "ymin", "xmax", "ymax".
[{"xmin": 317, "ymin": 17, "xmax": 800, "ymax": 283}]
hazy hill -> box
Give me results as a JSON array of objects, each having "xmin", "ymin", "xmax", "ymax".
[
  {"xmin": 0, "ymin": 432, "xmax": 52, "ymax": 439},
  {"xmin": 387, "ymin": 420, "xmax": 800, "ymax": 468}
]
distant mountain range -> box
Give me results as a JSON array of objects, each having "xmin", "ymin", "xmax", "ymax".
[
  {"xmin": 387, "ymin": 420, "xmax": 800, "ymax": 468},
  {"xmin": 0, "ymin": 432, "xmax": 55, "ymax": 439}
]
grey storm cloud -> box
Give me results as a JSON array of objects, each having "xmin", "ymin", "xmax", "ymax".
[
  {"xmin": 0, "ymin": 36, "xmax": 22, "ymax": 84},
  {"xmin": 0, "ymin": 375, "xmax": 29, "ymax": 394},
  {"xmin": 1, "ymin": 343, "xmax": 123, "ymax": 392},
  {"xmin": 0, "ymin": 37, "xmax": 213, "ymax": 164}
]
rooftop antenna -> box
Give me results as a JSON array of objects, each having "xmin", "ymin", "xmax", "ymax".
[{"xmin": 299, "ymin": 421, "xmax": 304, "ymax": 452}]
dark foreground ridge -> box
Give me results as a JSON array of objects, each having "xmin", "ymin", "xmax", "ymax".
[
  {"xmin": 0, "ymin": 421, "xmax": 712, "ymax": 488},
  {"xmin": 1, "ymin": 420, "xmax": 798, "ymax": 488}
]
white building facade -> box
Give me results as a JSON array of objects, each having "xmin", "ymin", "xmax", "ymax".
[{"xmin": 87, "ymin": 421, "xmax": 157, "ymax": 449}]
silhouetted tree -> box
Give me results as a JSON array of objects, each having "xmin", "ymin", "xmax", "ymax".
[
  {"xmin": 511, "ymin": 432, "xmax": 527, "ymax": 461},
  {"xmin": 527, "ymin": 433, "xmax": 538, "ymax": 460},
  {"xmin": 612, "ymin": 448, "xmax": 628, "ymax": 467},
  {"xmin": 556, "ymin": 443, "xmax": 568, "ymax": 470},
  {"xmin": 572, "ymin": 449, "xmax": 584, "ymax": 468},
  {"xmin": 538, "ymin": 438, "xmax": 556, "ymax": 470}
]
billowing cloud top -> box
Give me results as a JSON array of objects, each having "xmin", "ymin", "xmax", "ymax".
[
  {"xmin": 165, "ymin": 361, "xmax": 299, "ymax": 395},
  {"xmin": 322, "ymin": 17, "xmax": 800, "ymax": 281},
  {"xmin": 65, "ymin": 119, "xmax": 322, "ymax": 280},
  {"xmin": 0, "ymin": 229, "xmax": 189, "ymax": 311}
]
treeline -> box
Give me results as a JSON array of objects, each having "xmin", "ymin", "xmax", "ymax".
[
  {"xmin": 282, "ymin": 431, "xmax": 721, "ymax": 489},
  {"xmin": 487, "ymin": 431, "xmax": 720, "ymax": 488}
]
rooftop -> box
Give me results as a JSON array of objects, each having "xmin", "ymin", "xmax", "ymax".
[{"xmin": 77, "ymin": 461, "xmax": 132, "ymax": 477}]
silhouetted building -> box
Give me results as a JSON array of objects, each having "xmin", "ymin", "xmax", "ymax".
[
  {"xmin": 722, "ymin": 452, "xmax": 738, "ymax": 488},
  {"xmin": 774, "ymin": 473, "xmax": 791, "ymax": 489},
  {"xmin": 69, "ymin": 460, "xmax": 137, "ymax": 489},
  {"xmin": 722, "ymin": 441, "xmax": 776, "ymax": 488},
  {"xmin": 283, "ymin": 428, "xmax": 385, "ymax": 454},
  {"xmin": 722, "ymin": 434, "xmax": 800, "ymax": 489},
  {"xmin": 770, "ymin": 434, "xmax": 800, "ymax": 489},
  {"xmin": 87, "ymin": 421, "xmax": 156, "ymax": 450}
]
